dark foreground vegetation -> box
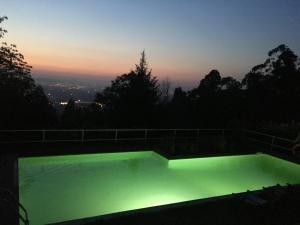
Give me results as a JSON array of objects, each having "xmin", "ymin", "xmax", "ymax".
[{"xmin": 1, "ymin": 16, "xmax": 300, "ymax": 138}]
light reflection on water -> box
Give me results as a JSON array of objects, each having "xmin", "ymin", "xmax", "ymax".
[{"xmin": 19, "ymin": 151, "xmax": 300, "ymax": 225}]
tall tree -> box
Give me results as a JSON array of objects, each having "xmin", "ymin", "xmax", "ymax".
[
  {"xmin": 188, "ymin": 70, "xmax": 223, "ymax": 127},
  {"xmin": 95, "ymin": 51, "xmax": 159, "ymax": 127},
  {"xmin": 242, "ymin": 44, "xmax": 300, "ymax": 122},
  {"xmin": 0, "ymin": 16, "xmax": 56, "ymax": 129},
  {"xmin": 198, "ymin": 69, "xmax": 222, "ymax": 92}
]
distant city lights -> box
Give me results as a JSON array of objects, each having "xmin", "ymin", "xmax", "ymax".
[
  {"xmin": 59, "ymin": 100, "xmax": 104, "ymax": 108},
  {"xmin": 95, "ymin": 102, "xmax": 103, "ymax": 108}
]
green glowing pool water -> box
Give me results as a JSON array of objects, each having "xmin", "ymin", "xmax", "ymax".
[{"xmin": 19, "ymin": 152, "xmax": 300, "ymax": 225}]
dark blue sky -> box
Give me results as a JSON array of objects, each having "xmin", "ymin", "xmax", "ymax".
[{"xmin": 2, "ymin": 0, "xmax": 300, "ymax": 85}]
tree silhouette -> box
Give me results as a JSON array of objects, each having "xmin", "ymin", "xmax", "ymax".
[
  {"xmin": 198, "ymin": 69, "xmax": 222, "ymax": 92},
  {"xmin": 219, "ymin": 77, "xmax": 243, "ymax": 126},
  {"xmin": 2, "ymin": 18, "xmax": 298, "ymax": 132},
  {"xmin": 0, "ymin": 16, "xmax": 56, "ymax": 129},
  {"xmin": 187, "ymin": 70, "xmax": 223, "ymax": 127},
  {"xmin": 242, "ymin": 44, "xmax": 300, "ymax": 122},
  {"xmin": 72, "ymin": 45, "xmax": 300, "ymax": 129},
  {"xmin": 160, "ymin": 77, "xmax": 171, "ymax": 104},
  {"xmin": 95, "ymin": 51, "xmax": 159, "ymax": 127},
  {"xmin": 60, "ymin": 99, "xmax": 83, "ymax": 128},
  {"xmin": 75, "ymin": 45, "xmax": 300, "ymax": 129},
  {"xmin": 221, "ymin": 77, "xmax": 241, "ymax": 90},
  {"xmin": 168, "ymin": 87, "xmax": 191, "ymax": 127}
]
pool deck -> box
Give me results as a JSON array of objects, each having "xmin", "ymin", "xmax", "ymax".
[{"xmin": 50, "ymin": 184, "xmax": 300, "ymax": 225}]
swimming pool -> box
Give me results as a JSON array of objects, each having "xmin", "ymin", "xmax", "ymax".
[{"xmin": 19, "ymin": 151, "xmax": 300, "ymax": 225}]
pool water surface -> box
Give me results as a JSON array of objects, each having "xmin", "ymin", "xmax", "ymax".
[{"xmin": 19, "ymin": 151, "xmax": 300, "ymax": 225}]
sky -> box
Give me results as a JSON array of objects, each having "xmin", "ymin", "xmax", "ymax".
[{"xmin": 1, "ymin": 0, "xmax": 300, "ymax": 86}]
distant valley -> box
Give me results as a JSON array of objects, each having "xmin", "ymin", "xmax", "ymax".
[{"xmin": 33, "ymin": 74, "xmax": 111, "ymax": 112}]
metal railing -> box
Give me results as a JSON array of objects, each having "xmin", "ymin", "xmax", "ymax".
[
  {"xmin": 242, "ymin": 129, "xmax": 295, "ymax": 153},
  {"xmin": 0, "ymin": 128, "xmax": 226, "ymax": 144},
  {"xmin": 0, "ymin": 187, "xmax": 29, "ymax": 225},
  {"xmin": 0, "ymin": 128, "xmax": 296, "ymax": 154}
]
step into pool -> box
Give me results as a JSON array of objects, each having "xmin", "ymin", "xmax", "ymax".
[{"xmin": 19, "ymin": 151, "xmax": 300, "ymax": 225}]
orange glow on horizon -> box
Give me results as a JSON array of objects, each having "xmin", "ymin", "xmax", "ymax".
[
  {"xmin": 26, "ymin": 52, "xmax": 203, "ymax": 81},
  {"xmin": 26, "ymin": 52, "xmax": 133, "ymax": 77},
  {"xmin": 16, "ymin": 40, "xmax": 208, "ymax": 82}
]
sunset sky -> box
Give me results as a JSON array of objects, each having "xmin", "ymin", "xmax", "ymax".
[{"xmin": 2, "ymin": 0, "xmax": 300, "ymax": 84}]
